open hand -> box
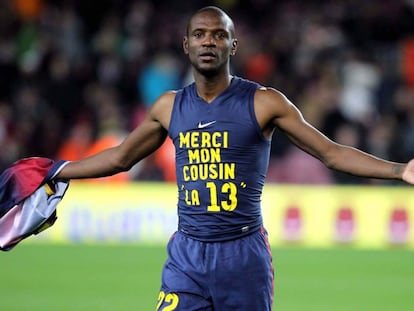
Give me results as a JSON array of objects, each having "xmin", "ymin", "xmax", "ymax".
[{"xmin": 402, "ymin": 159, "xmax": 414, "ymax": 185}]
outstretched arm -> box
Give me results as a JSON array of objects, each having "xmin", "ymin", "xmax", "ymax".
[
  {"xmin": 57, "ymin": 92, "xmax": 175, "ymax": 180},
  {"xmin": 255, "ymin": 88, "xmax": 413, "ymax": 184}
]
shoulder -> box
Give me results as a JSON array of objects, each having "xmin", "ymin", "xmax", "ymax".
[
  {"xmin": 149, "ymin": 90, "xmax": 178, "ymax": 129},
  {"xmin": 254, "ymin": 86, "xmax": 295, "ymax": 118},
  {"xmin": 255, "ymin": 86, "xmax": 289, "ymax": 104},
  {"xmin": 232, "ymin": 76, "xmax": 286, "ymax": 104},
  {"xmin": 156, "ymin": 90, "xmax": 177, "ymax": 105},
  {"xmin": 252, "ymin": 86, "xmax": 303, "ymax": 135}
]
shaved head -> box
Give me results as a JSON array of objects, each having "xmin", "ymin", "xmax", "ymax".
[{"xmin": 186, "ymin": 6, "xmax": 235, "ymax": 37}]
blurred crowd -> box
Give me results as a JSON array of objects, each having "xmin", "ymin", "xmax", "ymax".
[{"xmin": 0, "ymin": 0, "xmax": 413, "ymax": 185}]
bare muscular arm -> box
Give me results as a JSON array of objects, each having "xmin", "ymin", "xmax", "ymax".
[
  {"xmin": 254, "ymin": 88, "xmax": 413, "ymax": 183},
  {"xmin": 57, "ymin": 92, "xmax": 175, "ymax": 180}
]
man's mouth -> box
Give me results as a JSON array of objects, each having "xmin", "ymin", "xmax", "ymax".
[{"xmin": 199, "ymin": 51, "xmax": 216, "ymax": 61}]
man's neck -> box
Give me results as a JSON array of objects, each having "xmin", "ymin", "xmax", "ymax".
[{"xmin": 194, "ymin": 72, "xmax": 233, "ymax": 103}]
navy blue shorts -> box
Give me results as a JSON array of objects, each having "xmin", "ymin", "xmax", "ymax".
[{"xmin": 156, "ymin": 228, "xmax": 274, "ymax": 311}]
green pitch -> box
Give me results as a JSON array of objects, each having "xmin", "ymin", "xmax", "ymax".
[{"xmin": 0, "ymin": 244, "xmax": 413, "ymax": 311}]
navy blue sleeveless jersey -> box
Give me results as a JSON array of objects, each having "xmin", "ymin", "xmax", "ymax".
[{"xmin": 168, "ymin": 77, "xmax": 271, "ymax": 241}]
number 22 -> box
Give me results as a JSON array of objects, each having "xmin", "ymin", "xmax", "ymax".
[{"xmin": 156, "ymin": 291, "xmax": 179, "ymax": 311}]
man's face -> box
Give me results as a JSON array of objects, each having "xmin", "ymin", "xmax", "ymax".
[{"xmin": 183, "ymin": 11, "xmax": 237, "ymax": 76}]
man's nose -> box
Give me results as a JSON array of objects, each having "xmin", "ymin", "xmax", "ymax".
[{"xmin": 202, "ymin": 33, "xmax": 216, "ymax": 46}]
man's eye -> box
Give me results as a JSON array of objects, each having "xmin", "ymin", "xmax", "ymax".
[{"xmin": 193, "ymin": 33, "xmax": 203, "ymax": 38}]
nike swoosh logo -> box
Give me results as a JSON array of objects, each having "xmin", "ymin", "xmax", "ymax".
[{"xmin": 197, "ymin": 120, "xmax": 216, "ymax": 129}]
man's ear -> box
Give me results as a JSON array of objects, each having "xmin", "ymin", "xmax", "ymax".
[
  {"xmin": 231, "ymin": 38, "xmax": 238, "ymax": 56},
  {"xmin": 183, "ymin": 36, "xmax": 189, "ymax": 54}
]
